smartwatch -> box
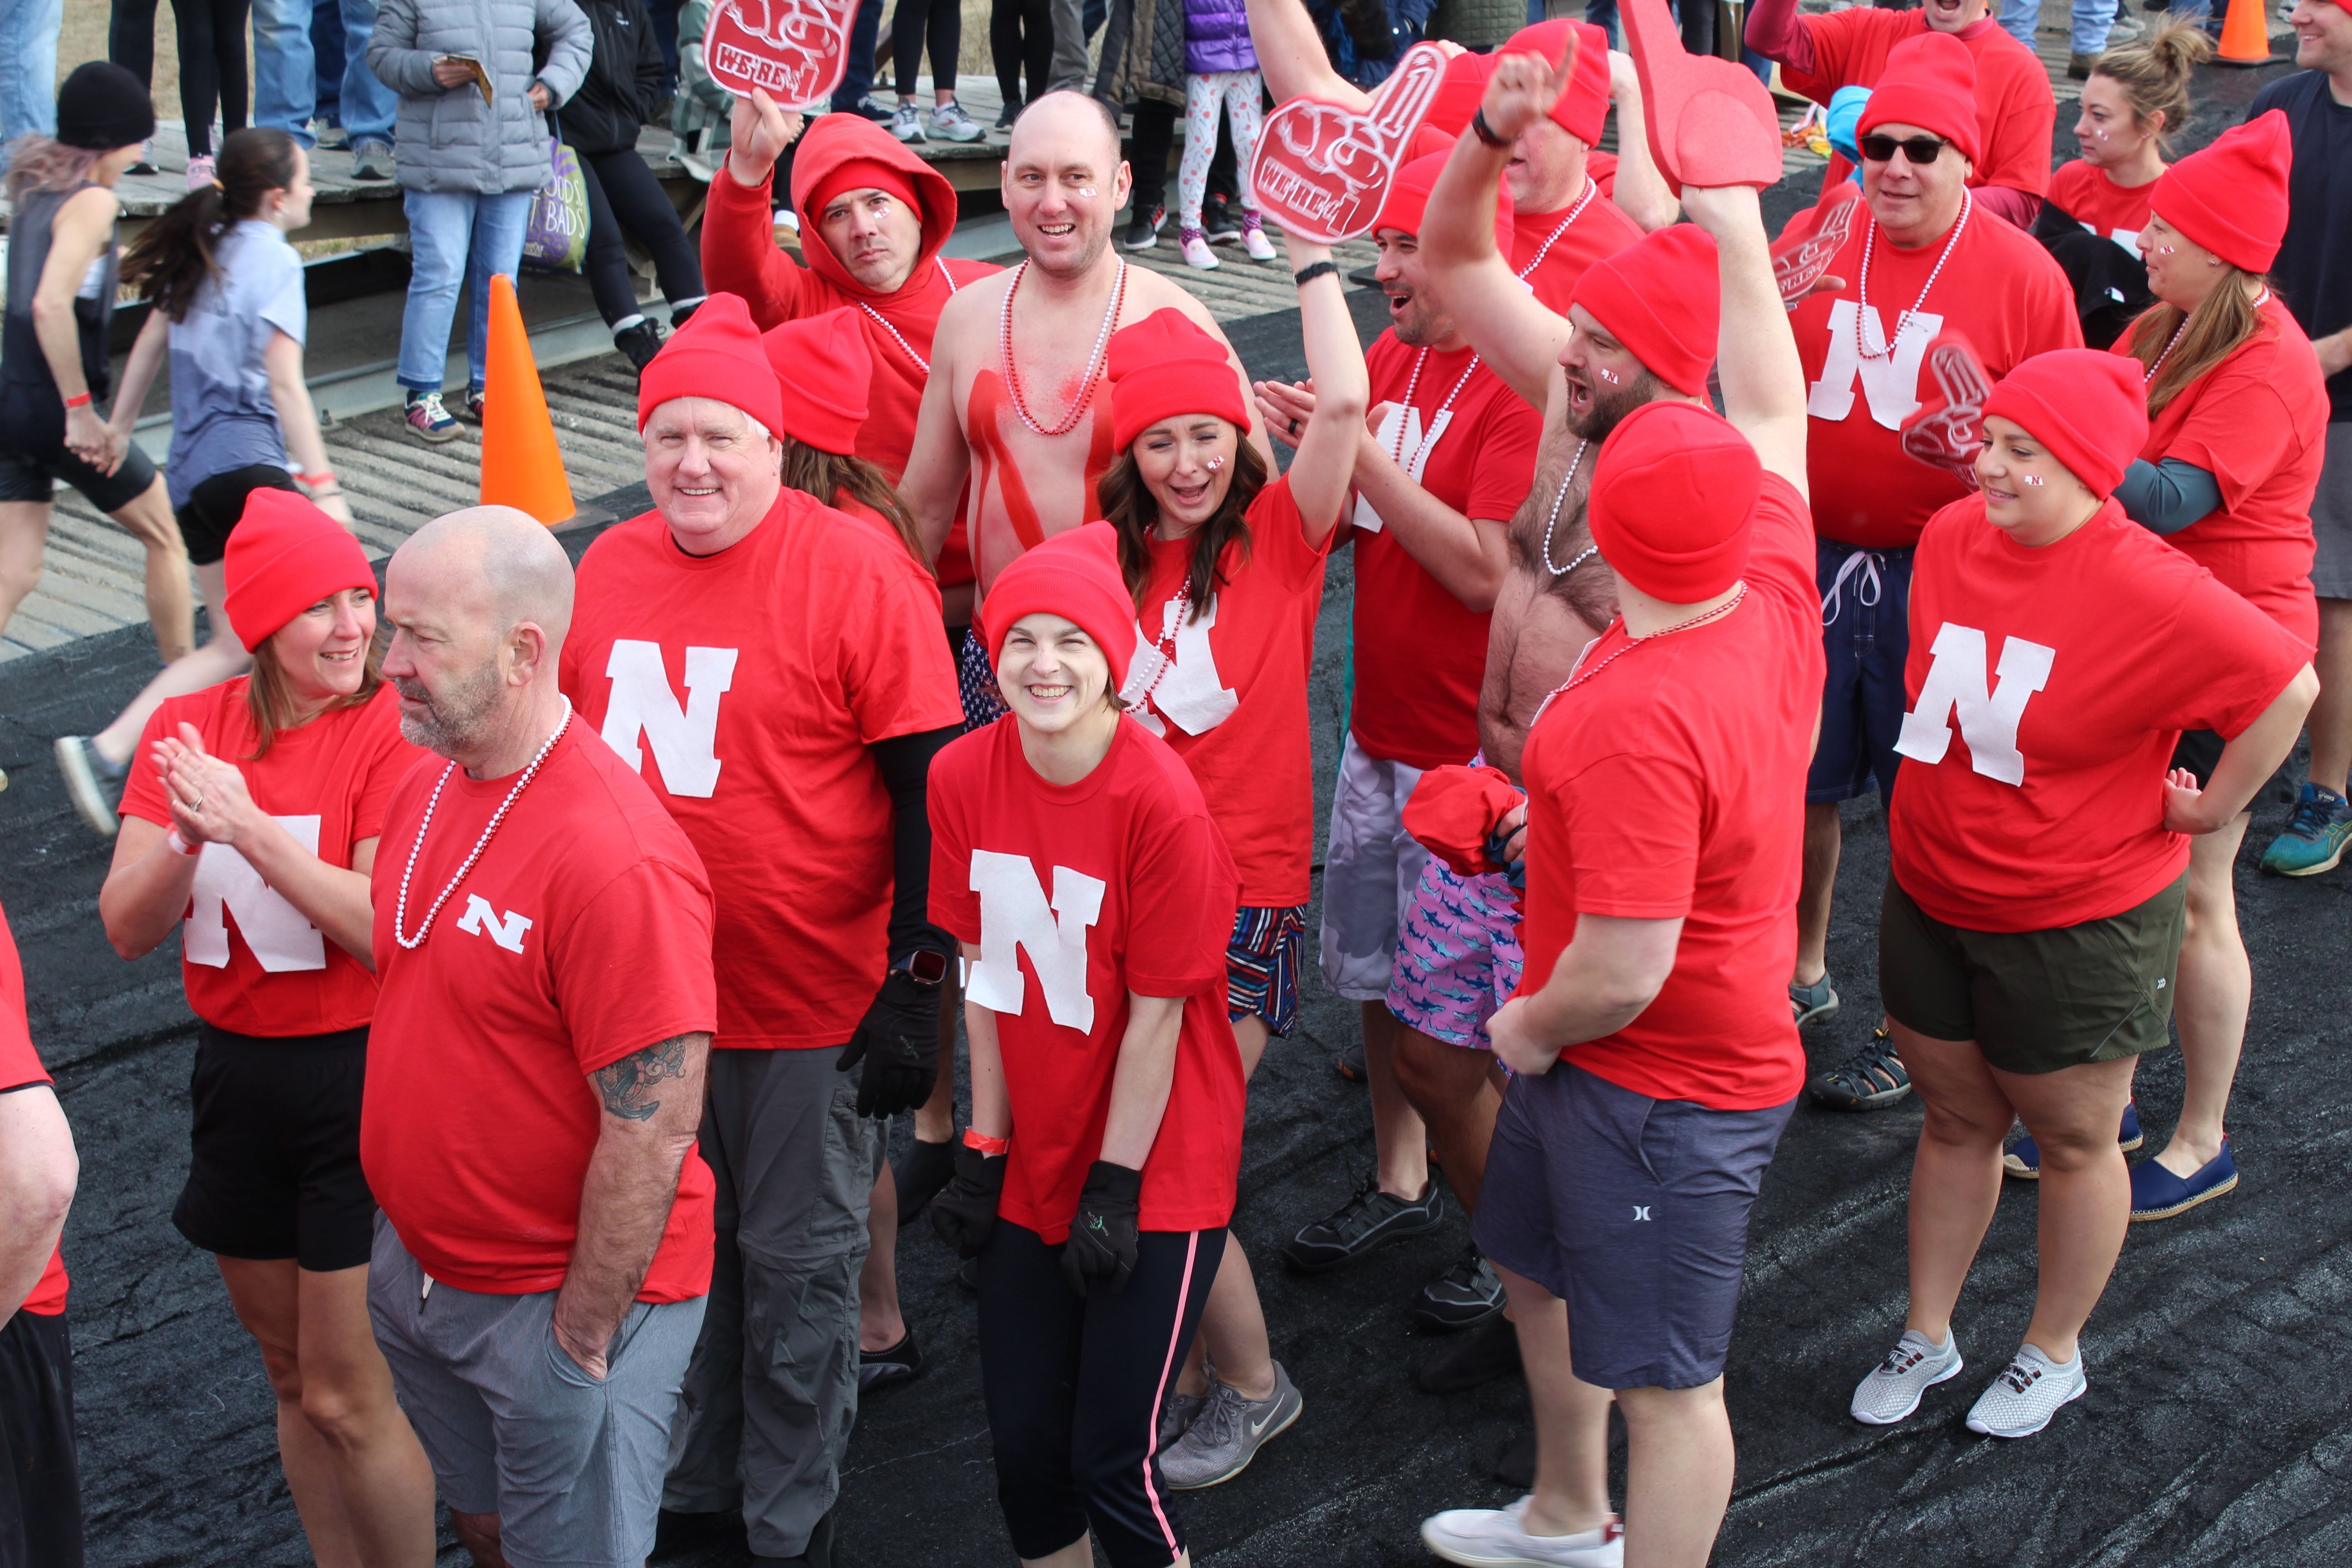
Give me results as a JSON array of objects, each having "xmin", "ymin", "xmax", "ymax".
[{"xmin": 892, "ymin": 950, "xmax": 949, "ymax": 987}]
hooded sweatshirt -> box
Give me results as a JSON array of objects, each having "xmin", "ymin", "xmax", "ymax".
[{"xmin": 702, "ymin": 113, "xmax": 1002, "ymax": 587}]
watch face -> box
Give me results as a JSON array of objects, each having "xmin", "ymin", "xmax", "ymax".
[{"xmin": 905, "ymin": 949, "xmax": 949, "ymax": 985}]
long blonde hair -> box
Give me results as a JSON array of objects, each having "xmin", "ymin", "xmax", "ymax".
[{"xmin": 2126, "ymin": 270, "xmax": 2267, "ymax": 417}]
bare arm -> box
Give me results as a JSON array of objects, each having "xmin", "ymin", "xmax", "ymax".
[
  {"xmin": 1680, "ymin": 182, "xmax": 1808, "ymax": 498},
  {"xmin": 2166, "ymin": 668, "xmax": 2321, "ymax": 833},
  {"xmin": 263, "ymin": 330, "xmax": 354, "ymax": 530},
  {"xmin": 1245, "ymin": 0, "xmax": 1371, "ymax": 108},
  {"xmin": 36, "ymin": 188, "xmax": 122, "ymax": 465},
  {"xmin": 555, "ymin": 1030, "xmax": 710, "ymax": 1378},
  {"xmin": 904, "ymin": 311, "xmax": 975, "ymax": 564},
  {"xmin": 1486, "ymin": 913, "xmax": 1682, "ymax": 1074},
  {"xmin": 1097, "ymin": 993, "xmax": 1184, "ymax": 1169},
  {"xmin": 1277, "ymin": 238, "xmax": 1369, "ymax": 542},
  {"xmin": 1605, "ymin": 51, "xmax": 1680, "ymax": 233},
  {"xmin": 0, "ymin": 1085, "xmax": 75, "ymax": 1327},
  {"xmin": 1351, "ymin": 436, "xmax": 1513, "ymax": 610},
  {"xmin": 961, "ymin": 941, "xmax": 1009, "ymax": 1138},
  {"xmin": 109, "ymin": 309, "xmax": 168, "ymax": 438}
]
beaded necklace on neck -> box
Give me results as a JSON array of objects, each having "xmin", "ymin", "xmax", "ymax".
[
  {"xmin": 1391, "ymin": 347, "xmax": 1483, "ymax": 473},
  {"xmin": 392, "ymin": 699, "xmax": 572, "ymax": 950},
  {"xmin": 1517, "ymin": 178, "xmax": 1597, "ymax": 282},
  {"xmin": 999, "ymin": 258, "xmax": 1128, "ymax": 437},
  {"xmin": 858, "ymin": 257, "xmax": 958, "ymax": 373},
  {"xmin": 1539, "ymin": 439, "xmax": 1592, "ymax": 577},
  {"xmin": 1855, "ymin": 191, "xmax": 1972, "ymax": 362},
  {"xmin": 2143, "ymin": 288, "xmax": 2269, "ymax": 385}
]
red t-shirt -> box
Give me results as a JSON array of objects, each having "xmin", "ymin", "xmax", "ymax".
[
  {"xmin": 1514, "ymin": 474, "xmax": 1823, "ymax": 1111},
  {"xmin": 1512, "ymin": 180, "xmax": 1645, "ymax": 318},
  {"xmin": 1783, "ymin": 10, "xmax": 2055, "ymax": 201},
  {"xmin": 928, "ymin": 718, "xmax": 1244, "ymax": 1242},
  {"xmin": 1891, "ymin": 497, "xmax": 2308, "ymax": 932},
  {"xmin": 2113, "ymin": 295, "xmax": 2330, "ymax": 652},
  {"xmin": 363, "ymin": 724, "xmax": 720, "ymax": 1299},
  {"xmin": 563, "ymin": 494, "xmax": 963, "ymax": 1050},
  {"xmin": 1793, "ymin": 202, "xmax": 2081, "ymax": 547},
  {"xmin": 1124, "ymin": 479, "xmax": 1330, "ymax": 907},
  {"xmin": 1351, "ymin": 332, "xmax": 1543, "ymax": 768},
  {"xmin": 118, "ymin": 682, "xmax": 423, "ymax": 1038},
  {"xmin": 2045, "ymin": 158, "xmax": 2157, "ymax": 253},
  {"xmin": 0, "ymin": 897, "xmax": 66, "ymax": 1318}
]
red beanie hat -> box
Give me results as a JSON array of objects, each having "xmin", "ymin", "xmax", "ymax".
[
  {"xmin": 760, "ymin": 308, "xmax": 871, "ymax": 456},
  {"xmin": 2150, "ymin": 110, "xmax": 2293, "ymax": 275},
  {"xmin": 805, "ymin": 156, "xmax": 923, "ymax": 224},
  {"xmin": 638, "ymin": 293, "xmax": 785, "ymax": 437},
  {"xmin": 1499, "ymin": 20, "xmax": 1612, "ymax": 147},
  {"xmin": 1107, "ymin": 308, "xmax": 1250, "ymax": 455},
  {"xmin": 222, "ymin": 488, "xmax": 375, "ymax": 650},
  {"xmin": 1373, "ymin": 149, "xmax": 1516, "ymax": 250},
  {"xmin": 980, "ymin": 522, "xmax": 1136, "ymax": 691},
  {"xmin": 1980, "ymin": 349, "xmax": 2149, "ymax": 499},
  {"xmin": 1855, "ymin": 33, "xmax": 1981, "ymax": 166},
  {"xmin": 1424, "ymin": 51, "xmax": 1491, "ymax": 140},
  {"xmin": 1570, "ymin": 224, "xmax": 1720, "ymax": 397},
  {"xmin": 1588, "ymin": 402, "xmax": 1759, "ymax": 603}
]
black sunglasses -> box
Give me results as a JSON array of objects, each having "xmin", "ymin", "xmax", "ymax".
[{"xmin": 1859, "ymin": 133, "xmax": 1950, "ymax": 166}]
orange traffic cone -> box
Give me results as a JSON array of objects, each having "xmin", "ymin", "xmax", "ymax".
[
  {"xmin": 2215, "ymin": 0, "xmax": 2277, "ymax": 66},
  {"xmin": 479, "ymin": 274, "xmax": 578, "ymax": 525}
]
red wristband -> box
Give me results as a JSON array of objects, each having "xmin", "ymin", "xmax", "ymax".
[
  {"xmin": 963, "ymin": 1127, "xmax": 1009, "ymax": 1157},
  {"xmin": 301, "ymin": 470, "xmax": 336, "ymax": 488},
  {"xmin": 63, "ymin": 392, "xmax": 92, "ymax": 409}
]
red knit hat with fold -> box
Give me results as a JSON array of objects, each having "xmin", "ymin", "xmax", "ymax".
[
  {"xmin": 804, "ymin": 156, "xmax": 922, "ymax": 224},
  {"xmin": 760, "ymin": 307, "xmax": 871, "ymax": 456},
  {"xmin": 1855, "ymin": 33, "xmax": 1982, "ymax": 166},
  {"xmin": 1499, "ymin": 20, "xmax": 1612, "ymax": 146},
  {"xmin": 2150, "ymin": 110, "xmax": 2293, "ymax": 275},
  {"xmin": 1107, "ymin": 308, "xmax": 1250, "ymax": 454},
  {"xmin": 638, "ymin": 293, "xmax": 784, "ymax": 436},
  {"xmin": 1981, "ymin": 349, "xmax": 2149, "ymax": 499},
  {"xmin": 980, "ymin": 521, "xmax": 1136, "ymax": 690},
  {"xmin": 222, "ymin": 489, "xmax": 376, "ymax": 650},
  {"xmin": 1424, "ymin": 51, "xmax": 1492, "ymax": 140},
  {"xmin": 1373, "ymin": 149, "xmax": 1515, "ymax": 250},
  {"xmin": 1571, "ymin": 225, "xmax": 1720, "ymax": 396},
  {"xmin": 1588, "ymin": 402, "xmax": 1758, "ymax": 603}
]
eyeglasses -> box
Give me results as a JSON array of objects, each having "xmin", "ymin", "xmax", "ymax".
[{"xmin": 1859, "ymin": 134, "xmax": 1950, "ymax": 166}]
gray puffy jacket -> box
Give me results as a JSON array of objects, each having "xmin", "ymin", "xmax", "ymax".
[{"xmin": 369, "ymin": 0, "xmax": 594, "ymax": 194}]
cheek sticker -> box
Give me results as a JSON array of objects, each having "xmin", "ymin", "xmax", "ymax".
[
  {"xmin": 1078, "ymin": 187, "xmax": 1097, "ymax": 198},
  {"xmin": 2157, "ymin": 245, "xmax": 2176, "ymax": 256},
  {"xmin": 1599, "ymin": 368, "xmax": 1621, "ymax": 384},
  {"xmin": 2024, "ymin": 475, "xmax": 2045, "ymax": 486},
  {"xmin": 1206, "ymin": 456, "xmax": 1225, "ymax": 470}
]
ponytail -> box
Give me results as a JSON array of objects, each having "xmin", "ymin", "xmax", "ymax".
[
  {"xmin": 2090, "ymin": 22, "xmax": 2211, "ymax": 156},
  {"xmin": 119, "ymin": 127, "xmax": 302, "ymax": 323}
]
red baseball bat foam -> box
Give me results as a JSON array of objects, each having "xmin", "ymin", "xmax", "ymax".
[
  {"xmin": 1250, "ymin": 41, "xmax": 1453, "ymax": 245},
  {"xmin": 1617, "ymin": 0, "xmax": 1785, "ymax": 192}
]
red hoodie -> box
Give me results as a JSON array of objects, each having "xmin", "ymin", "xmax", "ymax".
[{"xmin": 703, "ymin": 113, "xmax": 1001, "ymax": 588}]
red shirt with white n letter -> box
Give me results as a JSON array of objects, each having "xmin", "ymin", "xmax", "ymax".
[
  {"xmin": 363, "ymin": 724, "xmax": 719, "ymax": 1300},
  {"xmin": 2044, "ymin": 160, "xmax": 2156, "ymax": 256},
  {"xmin": 1513, "ymin": 190, "xmax": 1645, "ymax": 319},
  {"xmin": 1791, "ymin": 202, "xmax": 2080, "ymax": 549},
  {"xmin": 1890, "ymin": 497, "xmax": 2308, "ymax": 934},
  {"xmin": 928, "ymin": 717, "xmax": 1244, "ymax": 1242},
  {"xmin": 0, "ymin": 896, "xmax": 67, "ymax": 1318},
  {"xmin": 118, "ymin": 681, "xmax": 423, "ymax": 1037},
  {"xmin": 562, "ymin": 488, "xmax": 963, "ymax": 1050}
]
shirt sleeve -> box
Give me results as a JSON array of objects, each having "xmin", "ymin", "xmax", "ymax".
[
  {"xmin": 1980, "ymin": 66, "xmax": 2055, "ymax": 198},
  {"xmin": 2158, "ymin": 359, "xmax": 2298, "ymax": 518},
  {"xmin": 1121, "ymin": 807, "xmax": 1236, "ymax": 998},
  {"xmin": 1744, "ymin": 475, "xmax": 1818, "ymax": 609},
  {"xmin": 116, "ymin": 700, "xmax": 182, "ymax": 828},
  {"xmin": 701, "ymin": 162, "xmax": 811, "ymax": 331},
  {"xmin": 926, "ymin": 745, "xmax": 981, "ymax": 942},
  {"xmin": 259, "ymin": 248, "xmax": 306, "ymax": 344},
  {"xmin": 551, "ymin": 858, "xmax": 720, "ymax": 1075},
  {"xmin": 1247, "ymin": 477, "xmax": 1333, "ymax": 594},
  {"xmin": 1463, "ymin": 390, "xmax": 1543, "ymax": 525},
  {"xmin": 1557, "ymin": 748, "xmax": 1705, "ymax": 920},
  {"xmin": 2159, "ymin": 577, "xmax": 2311, "ymax": 740},
  {"xmin": 840, "ymin": 548, "xmax": 968, "ymax": 745},
  {"xmin": 1778, "ymin": 5, "xmax": 1871, "ymax": 102}
]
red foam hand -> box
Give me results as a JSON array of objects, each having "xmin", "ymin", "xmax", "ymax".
[
  {"xmin": 1618, "ymin": 0, "xmax": 1784, "ymax": 192},
  {"xmin": 1250, "ymin": 42, "xmax": 1452, "ymax": 244},
  {"xmin": 1401, "ymin": 764, "xmax": 1524, "ymax": 880},
  {"xmin": 1900, "ymin": 332, "xmax": 1994, "ymax": 488},
  {"xmin": 1771, "ymin": 181, "xmax": 1861, "ymax": 310},
  {"xmin": 704, "ymin": 0, "xmax": 863, "ymax": 109}
]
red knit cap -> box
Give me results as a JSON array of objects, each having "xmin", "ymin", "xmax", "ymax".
[
  {"xmin": 1980, "ymin": 349, "xmax": 2149, "ymax": 499},
  {"xmin": 1372, "ymin": 149, "xmax": 1515, "ymax": 250},
  {"xmin": 1107, "ymin": 308, "xmax": 1250, "ymax": 454},
  {"xmin": 760, "ymin": 307, "xmax": 872, "ymax": 456},
  {"xmin": 804, "ymin": 157, "xmax": 923, "ymax": 225},
  {"xmin": 1855, "ymin": 32, "xmax": 1982, "ymax": 166},
  {"xmin": 639, "ymin": 293, "xmax": 785, "ymax": 436},
  {"xmin": 2150, "ymin": 110, "xmax": 2293, "ymax": 275},
  {"xmin": 1424, "ymin": 50, "xmax": 1491, "ymax": 140},
  {"xmin": 222, "ymin": 488, "xmax": 376, "ymax": 651},
  {"xmin": 1499, "ymin": 20, "xmax": 1612, "ymax": 147},
  {"xmin": 980, "ymin": 521, "xmax": 1136, "ymax": 690},
  {"xmin": 1570, "ymin": 224, "xmax": 1720, "ymax": 397},
  {"xmin": 1587, "ymin": 402, "xmax": 1758, "ymax": 603}
]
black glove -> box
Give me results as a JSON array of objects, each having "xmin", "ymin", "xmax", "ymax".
[
  {"xmin": 929, "ymin": 1145, "xmax": 1006, "ymax": 1258},
  {"xmin": 1059, "ymin": 1160, "xmax": 1144, "ymax": 1298},
  {"xmin": 836, "ymin": 966, "xmax": 941, "ymax": 1119}
]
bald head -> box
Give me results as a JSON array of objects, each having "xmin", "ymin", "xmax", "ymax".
[
  {"xmin": 397, "ymin": 505, "xmax": 575, "ymax": 647},
  {"xmin": 1011, "ymin": 90, "xmax": 1122, "ymax": 169}
]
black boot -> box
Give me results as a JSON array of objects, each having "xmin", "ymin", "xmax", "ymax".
[{"xmin": 614, "ymin": 318, "xmax": 665, "ymax": 373}]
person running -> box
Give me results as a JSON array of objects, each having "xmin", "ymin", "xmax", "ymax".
[
  {"xmin": 1416, "ymin": 124, "xmax": 1823, "ymax": 1568},
  {"xmin": 1746, "ymin": 0, "xmax": 2054, "ymax": 225},
  {"xmin": 1848, "ymin": 350, "xmax": 2314, "ymax": 1441},
  {"xmin": 925, "ymin": 520, "xmax": 1244, "ymax": 1568},
  {"xmin": 93, "ymin": 490, "xmax": 436, "ymax": 1568},
  {"xmin": 1098, "ymin": 252, "xmax": 1365, "ymax": 1486},
  {"xmin": 365, "ymin": 505, "xmax": 717, "ymax": 1568},
  {"xmin": 0, "ymin": 65, "xmax": 188, "ymax": 701},
  {"xmin": 1787, "ymin": 34, "xmax": 2080, "ymax": 1113},
  {"xmin": 2031, "ymin": 23, "xmax": 2210, "ymax": 347},
  {"xmin": 561, "ymin": 299, "xmax": 963, "ymax": 1566},
  {"xmin": 56, "ymin": 127, "xmax": 354, "ymax": 838},
  {"xmin": 0, "ymin": 893, "xmax": 82, "ymax": 1568}
]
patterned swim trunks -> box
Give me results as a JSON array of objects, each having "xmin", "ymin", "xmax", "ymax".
[
  {"xmin": 959, "ymin": 626, "xmax": 1010, "ymax": 731},
  {"xmin": 1229, "ymin": 905, "xmax": 1308, "ymax": 1036},
  {"xmin": 1386, "ymin": 855, "xmax": 1524, "ymax": 1051}
]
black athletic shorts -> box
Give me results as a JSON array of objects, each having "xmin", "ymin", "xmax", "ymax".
[
  {"xmin": 0, "ymin": 1308, "xmax": 81, "ymax": 1568},
  {"xmin": 0, "ymin": 381, "xmax": 158, "ymax": 513},
  {"xmin": 172, "ymin": 1022, "xmax": 377, "ymax": 1272},
  {"xmin": 175, "ymin": 464, "xmax": 299, "ymax": 566}
]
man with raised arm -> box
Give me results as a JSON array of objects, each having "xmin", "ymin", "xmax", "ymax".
[
  {"xmin": 1416, "ymin": 43, "xmax": 1823, "ymax": 1568},
  {"xmin": 364, "ymin": 506, "xmax": 719, "ymax": 1568}
]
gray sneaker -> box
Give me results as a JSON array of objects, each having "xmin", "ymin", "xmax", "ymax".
[
  {"xmin": 929, "ymin": 100, "xmax": 985, "ymax": 143},
  {"xmin": 1965, "ymin": 1344, "xmax": 2086, "ymax": 1438},
  {"xmin": 352, "ymin": 140, "xmax": 394, "ymax": 180},
  {"xmin": 1850, "ymin": 1328, "xmax": 1963, "ymax": 1425},
  {"xmin": 53, "ymin": 735, "xmax": 123, "ymax": 838},
  {"xmin": 1159, "ymin": 1362, "xmax": 1302, "ymax": 1489},
  {"xmin": 1156, "ymin": 1386, "xmax": 1209, "ymax": 1453}
]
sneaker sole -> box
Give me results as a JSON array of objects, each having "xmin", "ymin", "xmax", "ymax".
[
  {"xmin": 1411, "ymin": 1295, "xmax": 1507, "ymax": 1331},
  {"xmin": 1965, "ymin": 1375, "xmax": 2085, "ymax": 1438},
  {"xmin": 52, "ymin": 738, "xmax": 120, "ymax": 837},
  {"xmin": 1420, "ymin": 1520, "xmax": 1617, "ymax": 1568},
  {"xmin": 1850, "ymin": 1354, "xmax": 1963, "ymax": 1425},
  {"xmin": 2130, "ymin": 1170, "xmax": 2237, "ymax": 1222},
  {"xmin": 1807, "ymin": 1079, "xmax": 1911, "ymax": 1112},
  {"xmin": 407, "ymin": 421, "xmax": 461, "ymax": 444},
  {"xmin": 2264, "ymin": 838, "xmax": 2351, "ymax": 876},
  {"xmin": 1123, "ymin": 235, "xmax": 1160, "ymax": 250},
  {"xmin": 1281, "ymin": 1211, "xmax": 1446, "ymax": 1272},
  {"xmin": 1163, "ymin": 1397, "xmax": 1302, "ymax": 1490}
]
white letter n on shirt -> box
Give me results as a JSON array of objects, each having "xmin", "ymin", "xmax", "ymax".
[
  {"xmin": 967, "ymin": 850, "xmax": 1106, "ymax": 1032},
  {"xmin": 601, "ymin": 641, "xmax": 738, "ymax": 798},
  {"xmin": 1896, "ymin": 622, "xmax": 2056, "ymax": 787}
]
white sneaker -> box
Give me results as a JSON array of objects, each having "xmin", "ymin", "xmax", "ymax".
[
  {"xmin": 1178, "ymin": 230, "xmax": 1219, "ymax": 270},
  {"xmin": 1420, "ymin": 1497, "xmax": 1623, "ymax": 1567},
  {"xmin": 929, "ymin": 100, "xmax": 985, "ymax": 142},
  {"xmin": 1965, "ymin": 1343, "xmax": 2086, "ymax": 1438},
  {"xmin": 1851, "ymin": 1328, "xmax": 1963, "ymax": 1425},
  {"xmin": 890, "ymin": 103, "xmax": 925, "ymax": 142}
]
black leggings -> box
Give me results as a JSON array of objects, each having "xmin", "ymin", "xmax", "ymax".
[
  {"xmin": 111, "ymin": 0, "xmax": 250, "ymax": 155},
  {"xmin": 0, "ymin": 1309, "xmax": 81, "ymax": 1568},
  {"xmin": 575, "ymin": 146, "xmax": 707, "ymax": 330},
  {"xmin": 891, "ymin": 0, "xmax": 960, "ymax": 97},
  {"xmin": 977, "ymin": 1222, "xmax": 1225, "ymax": 1568},
  {"xmin": 990, "ymin": 0, "xmax": 1051, "ymax": 109}
]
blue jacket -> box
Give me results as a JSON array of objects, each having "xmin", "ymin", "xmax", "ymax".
[{"xmin": 1184, "ymin": 0, "xmax": 1257, "ymax": 75}]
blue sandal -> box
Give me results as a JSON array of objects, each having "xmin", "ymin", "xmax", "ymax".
[{"xmin": 2129, "ymin": 1139, "xmax": 2237, "ymax": 1220}]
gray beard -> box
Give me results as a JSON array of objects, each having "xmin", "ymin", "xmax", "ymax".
[{"xmin": 393, "ymin": 662, "xmax": 506, "ymax": 760}]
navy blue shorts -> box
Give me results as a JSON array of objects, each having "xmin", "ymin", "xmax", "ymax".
[
  {"xmin": 1809, "ymin": 539, "xmax": 1915, "ymax": 805},
  {"xmin": 1473, "ymin": 1062, "xmax": 1795, "ymax": 1390}
]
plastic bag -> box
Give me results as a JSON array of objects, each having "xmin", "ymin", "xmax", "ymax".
[{"xmin": 521, "ymin": 137, "xmax": 589, "ymax": 273}]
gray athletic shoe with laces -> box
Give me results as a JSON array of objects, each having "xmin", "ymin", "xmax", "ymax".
[
  {"xmin": 1850, "ymin": 1328, "xmax": 1963, "ymax": 1425},
  {"xmin": 1156, "ymin": 1387, "xmax": 1209, "ymax": 1453},
  {"xmin": 1965, "ymin": 1343, "xmax": 2086, "ymax": 1437},
  {"xmin": 1159, "ymin": 1362, "xmax": 1301, "ymax": 1489}
]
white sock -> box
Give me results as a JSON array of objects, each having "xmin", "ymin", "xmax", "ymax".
[{"xmin": 612, "ymin": 313, "xmax": 647, "ymax": 335}]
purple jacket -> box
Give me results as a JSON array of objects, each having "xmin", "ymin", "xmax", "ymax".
[{"xmin": 1184, "ymin": 0, "xmax": 1257, "ymax": 76}]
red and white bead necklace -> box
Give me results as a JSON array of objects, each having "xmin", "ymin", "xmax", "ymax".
[{"xmin": 999, "ymin": 257, "xmax": 1128, "ymax": 437}]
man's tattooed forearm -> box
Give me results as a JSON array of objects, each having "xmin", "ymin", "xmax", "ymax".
[{"xmin": 593, "ymin": 1034, "xmax": 693, "ymax": 1121}]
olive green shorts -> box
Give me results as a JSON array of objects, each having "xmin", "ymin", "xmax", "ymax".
[{"xmin": 1878, "ymin": 871, "xmax": 2187, "ymax": 1076}]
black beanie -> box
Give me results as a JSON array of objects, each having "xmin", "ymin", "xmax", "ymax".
[{"xmin": 55, "ymin": 61, "xmax": 155, "ymax": 152}]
